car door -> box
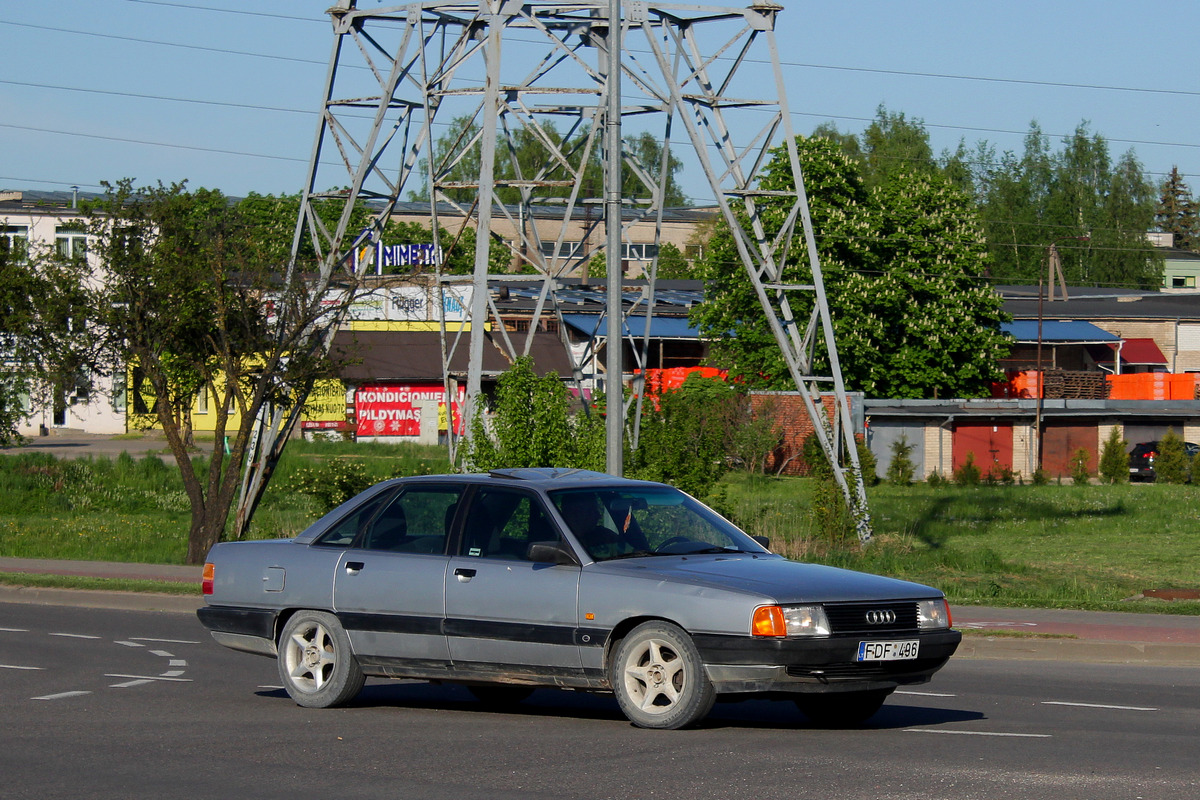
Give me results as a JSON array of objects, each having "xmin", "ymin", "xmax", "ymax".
[
  {"xmin": 333, "ymin": 483, "xmax": 464, "ymax": 672},
  {"xmin": 444, "ymin": 486, "xmax": 584, "ymax": 676}
]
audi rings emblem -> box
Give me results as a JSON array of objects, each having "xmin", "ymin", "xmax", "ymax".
[{"xmin": 865, "ymin": 609, "xmax": 896, "ymax": 625}]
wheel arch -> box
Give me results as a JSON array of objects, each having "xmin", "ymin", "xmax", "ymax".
[{"xmin": 602, "ymin": 615, "xmax": 691, "ymax": 672}]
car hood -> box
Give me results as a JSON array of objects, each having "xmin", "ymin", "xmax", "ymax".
[{"xmin": 597, "ymin": 554, "xmax": 941, "ymax": 604}]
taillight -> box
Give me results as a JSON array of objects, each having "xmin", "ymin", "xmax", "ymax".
[{"xmin": 202, "ymin": 563, "xmax": 215, "ymax": 595}]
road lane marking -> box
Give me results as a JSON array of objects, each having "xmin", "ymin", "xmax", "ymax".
[
  {"xmin": 149, "ymin": 650, "xmax": 175, "ymax": 658},
  {"xmin": 1, "ymin": 664, "xmax": 43, "ymax": 671},
  {"xmin": 129, "ymin": 637, "xmax": 201, "ymax": 645},
  {"xmin": 1042, "ymin": 701, "xmax": 1157, "ymax": 711},
  {"xmin": 49, "ymin": 633, "xmax": 100, "ymax": 639},
  {"xmin": 259, "ymin": 685, "xmax": 285, "ymax": 690},
  {"xmin": 104, "ymin": 673, "xmax": 192, "ymax": 683},
  {"xmin": 896, "ymin": 690, "xmax": 956, "ymax": 697},
  {"xmin": 0, "ymin": 627, "xmax": 30, "ymax": 632},
  {"xmin": 159, "ymin": 670, "xmax": 186, "ymax": 678},
  {"xmin": 111, "ymin": 679, "xmax": 155, "ymax": 688},
  {"xmin": 167, "ymin": 659, "xmax": 186, "ymax": 668},
  {"xmin": 115, "ymin": 640, "xmax": 144, "ymax": 648},
  {"xmin": 905, "ymin": 729, "xmax": 1052, "ymax": 738},
  {"xmin": 33, "ymin": 691, "xmax": 92, "ymax": 701}
]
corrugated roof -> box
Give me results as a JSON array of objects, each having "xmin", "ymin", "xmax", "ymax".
[
  {"xmin": 1002, "ymin": 320, "xmax": 1121, "ymax": 343},
  {"xmin": 561, "ymin": 313, "xmax": 701, "ymax": 339}
]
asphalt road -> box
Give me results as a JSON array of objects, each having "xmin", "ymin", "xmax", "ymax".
[{"xmin": 3, "ymin": 602, "xmax": 1198, "ymax": 800}]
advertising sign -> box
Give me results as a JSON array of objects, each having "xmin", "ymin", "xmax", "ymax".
[
  {"xmin": 355, "ymin": 383, "xmax": 465, "ymax": 437},
  {"xmin": 300, "ymin": 379, "xmax": 348, "ymax": 430}
]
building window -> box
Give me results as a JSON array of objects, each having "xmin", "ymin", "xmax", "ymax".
[
  {"xmin": 55, "ymin": 224, "xmax": 89, "ymax": 262},
  {"xmin": 2, "ymin": 225, "xmax": 29, "ymax": 264},
  {"xmin": 538, "ymin": 241, "xmax": 584, "ymax": 259},
  {"xmin": 622, "ymin": 243, "xmax": 659, "ymax": 261}
]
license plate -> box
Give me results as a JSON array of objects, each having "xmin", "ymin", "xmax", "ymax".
[
  {"xmin": 1129, "ymin": 468, "xmax": 1137, "ymax": 473},
  {"xmin": 857, "ymin": 640, "xmax": 919, "ymax": 661}
]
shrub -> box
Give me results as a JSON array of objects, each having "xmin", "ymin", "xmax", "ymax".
[
  {"xmin": 1098, "ymin": 426, "xmax": 1129, "ymax": 484},
  {"xmin": 1031, "ymin": 468, "xmax": 1050, "ymax": 486},
  {"xmin": 1154, "ymin": 428, "xmax": 1190, "ymax": 484},
  {"xmin": 953, "ymin": 453, "xmax": 981, "ymax": 486},
  {"xmin": 886, "ymin": 435, "xmax": 916, "ymax": 486},
  {"xmin": 808, "ymin": 473, "xmax": 853, "ymax": 543},
  {"xmin": 1070, "ymin": 448, "xmax": 1091, "ymax": 485}
]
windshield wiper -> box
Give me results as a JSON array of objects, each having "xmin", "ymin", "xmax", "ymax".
[{"xmin": 604, "ymin": 550, "xmax": 666, "ymax": 561}]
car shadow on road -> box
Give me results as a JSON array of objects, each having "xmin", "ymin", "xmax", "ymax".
[{"xmin": 256, "ymin": 682, "xmax": 985, "ymax": 731}]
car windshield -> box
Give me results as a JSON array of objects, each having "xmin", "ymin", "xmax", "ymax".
[{"xmin": 548, "ymin": 486, "xmax": 767, "ymax": 562}]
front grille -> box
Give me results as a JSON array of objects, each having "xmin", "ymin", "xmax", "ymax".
[{"xmin": 824, "ymin": 601, "xmax": 918, "ymax": 635}]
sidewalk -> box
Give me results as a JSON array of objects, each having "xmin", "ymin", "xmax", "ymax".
[{"xmin": 2, "ymin": 556, "xmax": 1200, "ymax": 666}]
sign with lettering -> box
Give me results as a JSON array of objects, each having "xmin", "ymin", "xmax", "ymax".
[{"xmin": 354, "ymin": 383, "xmax": 465, "ymax": 437}]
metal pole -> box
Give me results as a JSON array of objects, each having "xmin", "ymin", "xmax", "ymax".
[
  {"xmin": 604, "ymin": 0, "xmax": 624, "ymax": 476},
  {"xmin": 1034, "ymin": 252, "xmax": 1046, "ymax": 475}
]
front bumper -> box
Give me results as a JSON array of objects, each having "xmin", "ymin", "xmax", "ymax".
[{"xmin": 694, "ymin": 629, "xmax": 962, "ymax": 694}]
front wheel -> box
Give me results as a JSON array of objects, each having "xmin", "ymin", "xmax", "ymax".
[
  {"xmin": 610, "ymin": 622, "xmax": 715, "ymax": 729},
  {"xmin": 277, "ymin": 610, "xmax": 365, "ymax": 708},
  {"xmin": 794, "ymin": 688, "xmax": 892, "ymax": 727}
]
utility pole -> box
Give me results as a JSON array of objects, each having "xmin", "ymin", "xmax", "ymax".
[{"xmin": 604, "ymin": 0, "xmax": 624, "ymax": 476}]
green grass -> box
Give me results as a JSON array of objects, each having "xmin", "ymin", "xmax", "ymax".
[
  {"xmin": 3, "ymin": 447, "xmax": 1200, "ymax": 614},
  {"xmin": 0, "ymin": 573, "xmax": 198, "ymax": 595}
]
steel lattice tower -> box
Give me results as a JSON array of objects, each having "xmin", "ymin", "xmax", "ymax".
[{"xmin": 236, "ymin": 0, "xmax": 873, "ymax": 544}]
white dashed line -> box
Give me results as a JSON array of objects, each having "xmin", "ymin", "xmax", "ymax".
[
  {"xmin": 115, "ymin": 640, "xmax": 144, "ymax": 648},
  {"xmin": 149, "ymin": 650, "xmax": 174, "ymax": 658},
  {"xmin": 49, "ymin": 633, "xmax": 101, "ymax": 640},
  {"xmin": 33, "ymin": 691, "xmax": 92, "ymax": 701},
  {"xmin": 104, "ymin": 673, "xmax": 193, "ymax": 683},
  {"xmin": 159, "ymin": 670, "xmax": 186, "ymax": 678},
  {"xmin": 129, "ymin": 637, "xmax": 201, "ymax": 645},
  {"xmin": 259, "ymin": 685, "xmax": 285, "ymax": 690},
  {"xmin": 1, "ymin": 664, "xmax": 43, "ymax": 671},
  {"xmin": 906, "ymin": 729, "xmax": 1052, "ymax": 738},
  {"xmin": 111, "ymin": 679, "xmax": 156, "ymax": 688},
  {"xmin": 0, "ymin": 627, "xmax": 30, "ymax": 632},
  {"xmin": 167, "ymin": 659, "xmax": 186, "ymax": 668},
  {"xmin": 1042, "ymin": 701, "xmax": 1157, "ymax": 711},
  {"xmin": 895, "ymin": 690, "xmax": 956, "ymax": 697}
]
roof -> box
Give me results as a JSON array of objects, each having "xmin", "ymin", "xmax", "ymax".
[
  {"xmin": 561, "ymin": 313, "xmax": 701, "ymax": 339},
  {"xmin": 331, "ymin": 329, "xmax": 572, "ymax": 382},
  {"xmin": 1001, "ymin": 320, "xmax": 1121, "ymax": 344},
  {"xmin": 1115, "ymin": 337, "xmax": 1168, "ymax": 366}
]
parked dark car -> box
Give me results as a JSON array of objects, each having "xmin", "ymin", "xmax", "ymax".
[
  {"xmin": 197, "ymin": 468, "xmax": 960, "ymax": 729},
  {"xmin": 1128, "ymin": 440, "xmax": 1200, "ymax": 481}
]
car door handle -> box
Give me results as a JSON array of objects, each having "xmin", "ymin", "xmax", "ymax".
[
  {"xmin": 454, "ymin": 567, "xmax": 476, "ymax": 582},
  {"xmin": 345, "ymin": 561, "xmax": 365, "ymax": 575}
]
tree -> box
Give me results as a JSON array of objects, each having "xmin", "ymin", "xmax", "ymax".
[
  {"xmin": 76, "ymin": 180, "xmax": 366, "ymax": 563},
  {"xmin": 858, "ymin": 106, "xmax": 939, "ymax": 190},
  {"xmin": 693, "ymin": 135, "xmax": 1009, "ymax": 399},
  {"xmin": 467, "ymin": 356, "xmax": 604, "ymax": 471},
  {"xmin": 1155, "ymin": 167, "xmax": 1200, "ymax": 251},
  {"xmin": 1154, "ymin": 428, "xmax": 1190, "ymax": 484},
  {"xmin": 979, "ymin": 123, "xmax": 1161, "ymax": 288},
  {"xmin": 655, "ymin": 242, "xmax": 691, "ymax": 279},
  {"xmin": 1098, "ymin": 426, "xmax": 1129, "ymax": 484}
]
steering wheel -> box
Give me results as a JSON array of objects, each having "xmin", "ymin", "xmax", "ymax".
[{"xmin": 653, "ymin": 536, "xmax": 691, "ymax": 553}]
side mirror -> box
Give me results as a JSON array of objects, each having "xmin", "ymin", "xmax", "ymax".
[
  {"xmin": 527, "ymin": 541, "xmax": 579, "ymax": 566},
  {"xmin": 751, "ymin": 535, "xmax": 771, "ymax": 549}
]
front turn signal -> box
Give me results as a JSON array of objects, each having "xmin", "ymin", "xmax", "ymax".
[{"xmin": 752, "ymin": 605, "xmax": 786, "ymax": 637}]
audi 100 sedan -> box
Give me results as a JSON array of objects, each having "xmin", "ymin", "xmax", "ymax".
[{"xmin": 198, "ymin": 468, "xmax": 961, "ymax": 729}]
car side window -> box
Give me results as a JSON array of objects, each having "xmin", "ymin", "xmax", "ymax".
[
  {"xmin": 459, "ymin": 488, "xmax": 558, "ymax": 561},
  {"xmin": 314, "ymin": 493, "xmax": 389, "ymax": 547},
  {"xmin": 361, "ymin": 485, "xmax": 463, "ymax": 554}
]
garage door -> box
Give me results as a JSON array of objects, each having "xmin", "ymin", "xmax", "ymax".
[
  {"xmin": 1042, "ymin": 424, "xmax": 1098, "ymax": 478},
  {"xmin": 953, "ymin": 423, "xmax": 1013, "ymax": 477},
  {"xmin": 867, "ymin": 420, "xmax": 926, "ymax": 481}
]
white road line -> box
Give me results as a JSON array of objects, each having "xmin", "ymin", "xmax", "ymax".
[
  {"xmin": 115, "ymin": 640, "xmax": 143, "ymax": 648},
  {"xmin": 49, "ymin": 633, "xmax": 101, "ymax": 640},
  {"xmin": 149, "ymin": 650, "xmax": 174, "ymax": 658},
  {"xmin": 0, "ymin": 664, "xmax": 43, "ymax": 671},
  {"xmin": 167, "ymin": 659, "xmax": 187, "ymax": 668},
  {"xmin": 0, "ymin": 627, "xmax": 30, "ymax": 632},
  {"xmin": 33, "ymin": 691, "xmax": 92, "ymax": 701},
  {"xmin": 111, "ymin": 679, "xmax": 155, "ymax": 688},
  {"xmin": 1042, "ymin": 700, "xmax": 1158, "ymax": 711},
  {"xmin": 159, "ymin": 670, "xmax": 186, "ymax": 678},
  {"xmin": 906, "ymin": 729, "xmax": 1052, "ymax": 738},
  {"xmin": 129, "ymin": 637, "xmax": 201, "ymax": 645},
  {"xmin": 259, "ymin": 685, "xmax": 285, "ymax": 690},
  {"xmin": 895, "ymin": 690, "xmax": 956, "ymax": 697},
  {"xmin": 104, "ymin": 673, "xmax": 193, "ymax": 683}
]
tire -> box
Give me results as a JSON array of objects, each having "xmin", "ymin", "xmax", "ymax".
[
  {"xmin": 794, "ymin": 688, "xmax": 892, "ymax": 727},
  {"xmin": 610, "ymin": 621, "xmax": 715, "ymax": 730},
  {"xmin": 467, "ymin": 685, "xmax": 534, "ymax": 707},
  {"xmin": 277, "ymin": 610, "xmax": 365, "ymax": 709}
]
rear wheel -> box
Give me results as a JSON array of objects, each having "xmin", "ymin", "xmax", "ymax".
[
  {"xmin": 277, "ymin": 610, "xmax": 365, "ymax": 708},
  {"xmin": 611, "ymin": 622, "xmax": 715, "ymax": 729},
  {"xmin": 794, "ymin": 688, "xmax": 892, "ymax": 727}
]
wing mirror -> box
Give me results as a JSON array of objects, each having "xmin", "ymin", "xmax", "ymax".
[{"xmin": 527, "ymin": 541, "xmax": 579, "ymax": 566}]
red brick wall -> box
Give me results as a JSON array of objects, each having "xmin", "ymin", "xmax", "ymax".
[{"xmin": 750, "ymin": 393, "xmax": 839, "ymax": 476}]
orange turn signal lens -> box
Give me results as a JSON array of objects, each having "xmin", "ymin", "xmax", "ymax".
[
  {"xmin": 752, "ymin": 605, "xmax": 786, "ymax": 637},
  {"xmin": 202, "ymin": 563, "xmax": 215, "ymax": 596}
]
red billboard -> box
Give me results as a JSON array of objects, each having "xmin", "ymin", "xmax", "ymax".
[{"xmin": 354, "ymin": 383, "xmax": 465, "ymax": 437}]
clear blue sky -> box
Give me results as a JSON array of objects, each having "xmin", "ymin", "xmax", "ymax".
[{"xmin": 3, "ymin": 1, "xmax": 1198, "ymax": 204}]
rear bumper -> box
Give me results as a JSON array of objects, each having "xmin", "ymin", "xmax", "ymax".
[
  {"xmin": 694, "ymin": 629, "xmax": 961, "ymax": 694},
  {"xmin": 197, "ymin": 605, "xmax": 278, "ymax": 657}
]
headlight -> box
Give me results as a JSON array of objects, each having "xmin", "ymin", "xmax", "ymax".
[
  {"xmin": 917, "ymin": 598, "xmax": 951, "ymax": 630},
  {"xmin": 752, "ymin": 604, "xmax": 831, "ymax": 637}
]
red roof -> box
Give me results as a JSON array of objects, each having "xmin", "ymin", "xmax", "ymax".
[{"xmin": 1114, "ymin": 337, "xmax": 1168, "ymax": 366}]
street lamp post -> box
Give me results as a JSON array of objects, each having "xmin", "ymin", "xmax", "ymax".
[{"xmin": 1034, "ymin": 236, "xmax": 1089, "ymax": 474}]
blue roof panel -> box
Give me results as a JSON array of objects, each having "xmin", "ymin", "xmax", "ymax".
[{"xmin": 1002, "ymin": 320, "xmax": 1121, "ymax": 343}]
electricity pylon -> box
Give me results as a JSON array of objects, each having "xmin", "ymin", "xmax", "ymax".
[{"xmin": 235, "ymin": 0, "xmax": 872, "ymax": 544}]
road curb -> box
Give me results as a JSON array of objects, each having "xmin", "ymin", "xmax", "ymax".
[
  {"xmin": 955, "ymin": 634, "xmax": 1200, "ymax": 667},
  {"xmin": 0, "ymin": 584, "xmax": 203, "ymax": 614}
]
